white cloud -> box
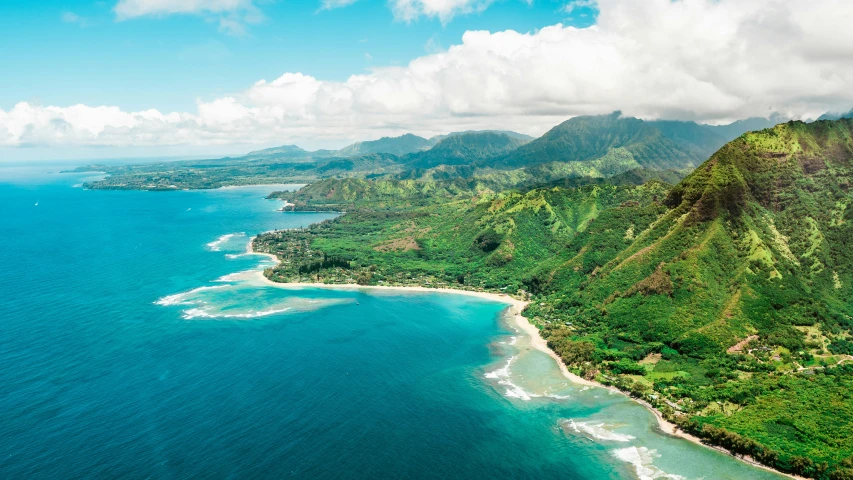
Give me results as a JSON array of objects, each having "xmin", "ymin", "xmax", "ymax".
[
  {"xmin": 390, "ymin": 0, "xmax": 495, "ymax": 23},
  {"xmin": 114, "ymin": 0, "xmax": 262, "ymax": 35},
  {"xmin": 317, "ymin": 0, "xmax": 496, "ymax": 20},
  {"xmin": 114, "ymin": 0, "xmax": 253, "ymax": 18},
  {"xmin": 563, "ymin": 0, "xmax": 597, "ymax": 14},
  {"xmin": 7, "ymin": 0, "xmax": 853, "ymax": 152}
]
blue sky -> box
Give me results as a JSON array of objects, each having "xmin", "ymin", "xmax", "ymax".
[
  {"xmin": 0, "ymin": 0, "xmax": 594, "ymax": 113},
  {"xmin": 2, "ymin": 0, "xmax": 852, "ymax": 161}
]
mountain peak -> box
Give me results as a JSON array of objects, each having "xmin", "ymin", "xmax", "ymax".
[
  {"xmin": 405, "ymin": 131, "xmax": 529, "ymax": 169},
  {"xmin": 493, "ymin": 112, "xmax": 700, "ymax": 171}
]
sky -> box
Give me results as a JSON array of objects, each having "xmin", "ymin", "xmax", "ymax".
[{"xmin": 2, "ymin": 0, "xmax": 853, "ymax": 161}]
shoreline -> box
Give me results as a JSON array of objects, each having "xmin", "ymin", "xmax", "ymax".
[
  {"xmin": 243, "ymin": 245, "xmax": 798, "ymax": 479},
  {"xmin": 246, "ymin": 237, "xmax": 279, "ymax": 263}
]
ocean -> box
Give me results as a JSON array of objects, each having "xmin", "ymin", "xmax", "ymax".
[{"xmin": 0, "ymin": 165, "xmax": 785, "ymax": 479}]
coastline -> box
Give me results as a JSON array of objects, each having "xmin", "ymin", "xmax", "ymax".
[
  {"xmin": 244, "ymin": 242, "xmax": 799, "ymax": 479},
  {"xmin": 246, "ymin": 237, "xmax": 280, "ymax": 264}
]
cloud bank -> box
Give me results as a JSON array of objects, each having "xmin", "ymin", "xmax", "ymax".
[{"xmin": 5, "ymin": 0, "xmax": 853, "ymax": 150}]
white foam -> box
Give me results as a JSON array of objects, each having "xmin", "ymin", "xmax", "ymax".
[
  {"xmin": 508, "ymin": 336, "xmax": 518, "ymax": 346},
  {"xmin": 484, "ymin": 356, "xmax": 541, "ymax": 401},
  {"xmin": 566, "ymin": 420, "xmax": 635, "ymax": 442},
  {"xmin": 612, "ymin": 447, "xmax": 684, "ymax": 480},
  {"xmin": 206, "ymin": 232, "xmax": 245, "ymax": 251},
  {"xmin": 154, "ymin": 285, "xmax": 228, "ymax": 306},
  {"xmin": 182, "ymin": 306, "xmax": 291, "ymax": 320},
  {"xmin": 501, "ymin": 382, "xmax": 541, "ymax": 401},
  {"xmin": 214, "ymin": 270, "xmax": 256, "ymax": 282},
  {"xmin": 485, "ymin": 355, "xmax": 515, "ymax": 379}
]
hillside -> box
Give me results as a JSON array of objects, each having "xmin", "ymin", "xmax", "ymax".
[
  {"xmin": 648, "ymin": 120, "xmax": 729, "ymax": 159},
  {"xmin": 269, "ymin": 177, "xmax": 485, "ymax": 211},
  {"xmin": 428, "ymin": 130, "xmax": 534, "ymax": 144},
  {"xmin": 256, "ymin": 119, "xmax": 853, "ymax": 479},
  {"xmin": 405, "ymin": 132, "xmax": 529, "ymax": 169},
  {"xmin": 492, "ymin": 112, "xmax": 703, "ymax": 171},
  {"xmin": 335, "ymin": 133, "xmax": 433, "ymax": 157}
]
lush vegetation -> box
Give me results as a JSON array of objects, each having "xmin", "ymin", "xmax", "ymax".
[
  {"xmin": 492, "ymin": 111, "xmax": 706, "ymax": 170},
  {"xmin": 74, "ymin": 153, "xmax": 405, "ymax": 190},
  {"xmin": 255, "ymin": 119, "xmax": 853, "ymax": 478},
  {"xmin": 335, "ymin": 133, "xmax": 434, "ymax": 157},
  {"xmin": 405, "ymin": 132, "xmax": 530, "ymax": 169}
]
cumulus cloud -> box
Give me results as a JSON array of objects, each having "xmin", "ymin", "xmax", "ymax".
[{"xmin": 6, "ymin": 0, "xmax": 853, "ymax": 150}]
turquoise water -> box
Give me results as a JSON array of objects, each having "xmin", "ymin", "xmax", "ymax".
[{"xmin": 0, "ymin": 166, "xmax": 785, "ymax": 479}]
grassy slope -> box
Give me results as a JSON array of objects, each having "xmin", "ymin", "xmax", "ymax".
[
  {"xmin": 404, "ymin": 132, "xmax": 528, "ymax": 169},
  {"xmin": 256, "ymin": 119, "xmax": 853, "ymax": 478}
]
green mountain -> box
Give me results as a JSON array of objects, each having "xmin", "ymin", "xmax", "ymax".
[
  {"xmin": 335, "ymin": 133, "xmax": 433, "ymax": 157},
  {"xmin": 405, "ymin": 132, "xmax": 530, "ymax": 169},
  {"xmin": 257, "ymin": 118, "xmax": 853, "ymax": 478},
  {"xmin": 428, "ymin": 130, "xmax": 534, "ymax": 144},
  {"xmin": 492, "ymin": 112, "xmax": 702, "ymax": 171},
  {"xmin": 648, "ymin": 120, "xmax": 729, "ymax": 158}
]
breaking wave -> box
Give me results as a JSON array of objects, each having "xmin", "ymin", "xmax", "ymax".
[
  {"xmin": 611, "ymin": 446, "xmax": 685, "ymax": 480},
  {"xmin": 484, "ymin": 356, "xmax": 541, "ymax": 401},
  {"xmin": 565, "ymin": 419, "xmax": 635, "ymax": 442},
  {"xmin": 214, "ymin": 270, "xmax": 257, "ymax": 282},
  {"xmin": 206, "ymin": 232, "xmax": 245, "ymax": 251},
  {"xmin": 182, "ymin": 306, "xmax": 291, "ymax": 320},
  {"xmin": 154, "ymin": 285, "xmax": 229, "ymax": 306}
]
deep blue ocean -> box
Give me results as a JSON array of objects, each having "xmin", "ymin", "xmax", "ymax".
[{"xmin": 0, "ymin": 166, "xmax": 785, "ymax": 479}]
